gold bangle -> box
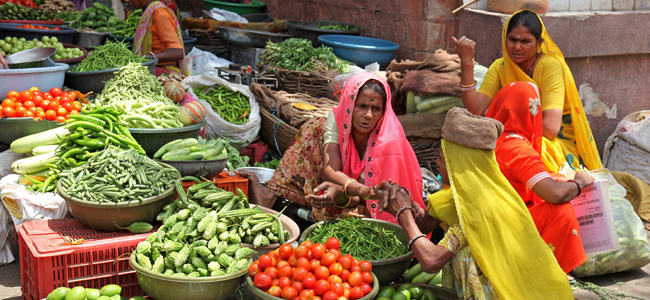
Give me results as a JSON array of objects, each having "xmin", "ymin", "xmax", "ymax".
[
  {"xmin": 343, "ymin": 178, "xmax": 356, "ymax": 198},
  {"xmin": 459, "ymin": 80, "xmax": 477, "ymax": 88},
  {"xmin": 333, "ymin": 196, "xmax": 352, "ymax": 209}
]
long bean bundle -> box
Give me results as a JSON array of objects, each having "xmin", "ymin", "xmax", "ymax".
[
  {"xmin": 192, "ymin": 85, "xmax": 251, "ymax": 124},
  {"xmin": 306, "ymin": 218, "xmax": 409, "ymax": 261},
  {"xmin": 70, "ymin": 40, "xmax": 147, "ymax": 72},
  {"xmin": 96, "ymin": 63, "xmax": 182, "ymax": 128}
]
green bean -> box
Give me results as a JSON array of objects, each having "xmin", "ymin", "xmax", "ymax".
[
  {"xmin": 71, "ymin": 41, "xmax": 147, "ymax": 72},
  {"xmin": 192, "ymin": 86, "xmax": 251, "ymax": 125}
]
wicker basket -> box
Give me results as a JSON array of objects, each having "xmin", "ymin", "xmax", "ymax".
[
  {"xmin": 409, "ymin": 139, "xmax": 441, "ymax": 175},
  {"xmin": 259, "ymin": 109, "xmax": 300, "ymax": 154},
  {"xmin": 276, "ymin": 69, "xmax": 338, "ymax": 98},
  {"xmin": 188, "ymin": 29, "xmax": 232, "ymax": 60}
]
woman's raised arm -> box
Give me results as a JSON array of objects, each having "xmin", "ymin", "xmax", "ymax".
[{"xmin": 453, "ymin": 36, "xmax": 493, "ymax": 116}]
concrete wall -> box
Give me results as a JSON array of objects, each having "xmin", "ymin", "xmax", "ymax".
[{"xmin": 263, "ymin": 0, "xmax": 463, "ymax": 61}]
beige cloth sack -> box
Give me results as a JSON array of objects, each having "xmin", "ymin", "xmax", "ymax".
[{"xmin": 442, "ymin": 107, "xmax": 503, "ymax": 150}]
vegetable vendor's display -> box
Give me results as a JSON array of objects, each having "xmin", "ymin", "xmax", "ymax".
[
  {"xmin": 192, "ymin": 85, "xmax": 251, "ymax": 125},
  {"xmin": 259, "ymin": 38, "xmax": 352, "ymax": 73},
  {"xmin": 0, "ymin": 36, "xmax": 84, "ymax": 59},
  {"xmin": 58, "ymin": 147, "xmax": 177, "ymax": 202},
  {"xmin": 70, "ymin": 41, "xmax": 147, "ymax": 72},
  {"xmin": 224, "ymin": 138, "xmax": 249, "ymax": 171},
  {"xmin": 53, "ymin": 10, "xmax": 79, "ymax": 21},
  {"xmin": 94, "ymin": 63, "xmax": 183, "ymax": 128},
  {"xmin": 377, "ymin": 284, "xmax": 438, "ymax": 300},
  {"xmin": 305, "ymin": 218, "xmax": 408, "ymax": 261},
  {"xmin": 112, "ymin": 8, "xmax": 141, "ymax": 37},
  {"xmin": 1, "ymin": 87, "xmax": 83, "ymax": 120},
  {"xmin": 46, "ymin": 284, "xmax": 124, "ymax": 300},
  {"xmin": 402, "ymin": 263, "xmax": 442, "ymax": 286},
  {"xmin": 155, "ymin": 137, "xmax": 227, "ymax": 161},
  {"xmin": 250, "ymin": 237, "xmax": 375, "ymax": 299},
  {"xmin": 39, "ymin": 0, "xmax": 76, "ymax": 13},
  {"xmin": 0, "ymin": 3, "xmax": 56, "ymax": 21},
  {"xmin": 68, "ymin": 2, "xmax": 125, "ymax": 32}
]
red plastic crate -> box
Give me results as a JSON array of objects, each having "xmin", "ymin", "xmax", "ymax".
[
  {"xmin": 239, "ymin": 141, "xmax": 268, "ymax": 166},
  {"xmin": 18, "ymin": 219, "xmax": 151, "ymax": 300},
  {"xmin": 181, "ymin": 172, "xmax": 249, "ymax": 197}
]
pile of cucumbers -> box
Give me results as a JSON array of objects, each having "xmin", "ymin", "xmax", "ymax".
[
  {"xmin": 403, "ymin": 263, "xmax": 442, "ymax": 285},
  {"xmin": 155, "ymin": 137, "xmax": 228, "ymax": 161},
  {"xmin": 377, "ymin": 284, "xmax": 438, "ymax": 300},
  {"xmin": 68, "ymin": 2, "xmax": 125, "ymax": 32},
  {"xmin": 45, "ymin": 284, "xmax": 139, "ymax": 300},
  {"xmin": 0, "ymin": 3, "xmax": 56, "ymax": 21}
]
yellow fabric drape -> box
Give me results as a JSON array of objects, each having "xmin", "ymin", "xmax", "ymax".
[
  {"xmin": 497, "ymin": 10, "xmax": 602, "ymax": 172},
  {"xmin": 438, "ymin": 139, "xmax": 573, "ymax": 299}
]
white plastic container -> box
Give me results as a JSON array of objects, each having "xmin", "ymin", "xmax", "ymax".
[{"xmin": 0, "ymin": 63, "xmax": 68, "ymax": 97}]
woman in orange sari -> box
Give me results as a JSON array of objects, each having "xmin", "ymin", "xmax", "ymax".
[{"xmin": 486, "ymin": 81, "xmax": 594, "ymax": 275}]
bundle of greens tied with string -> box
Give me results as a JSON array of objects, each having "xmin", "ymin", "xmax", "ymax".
[{"xmin": 258, "ymin": 38, "xmax": 352, "ymax": 73}]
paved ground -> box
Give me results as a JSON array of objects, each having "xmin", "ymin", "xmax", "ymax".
[{"xmin": 0, "ymin": 225, "xmax": 648, "ymax": 300}]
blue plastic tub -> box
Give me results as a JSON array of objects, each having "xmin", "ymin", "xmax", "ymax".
[
  {"xmin": 317, "ymin": 35, "xmax": 399, "ymax": 69},
  {"xmin": 0, "ymin": 23, "xmax": 76, "ymax": 44},
  {"xmin": 0, "ymin": 63, "xmax": 68, "ymax": 100}
]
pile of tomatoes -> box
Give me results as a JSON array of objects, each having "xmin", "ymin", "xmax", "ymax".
[
  {"xmin": 0, "ymin": 0, "xmax": 37, "ymax": 7},
  {"xmin": 250, "ymin": 237, "xmax": 374, "ymax": 300},
  {"xmin": 1, "ymin": 87, "xmax": 83, "ymax": 122},
  {"xmin": 16, "ymin": 24, "xmax": 61, "ymax": 30}
]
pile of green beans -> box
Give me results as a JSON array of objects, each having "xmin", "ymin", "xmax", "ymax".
[
  {"xmin": 70, "ymin": 40, "xmax": 147, "ymax": 72},
  {"xmin": 58, "ymin": 147, "xmax": 178, "ymax": 203},
  {"xmin": 112, "ymin": 9, "xmax": 141, "ymax": 37},
  {"xmin": 306, "ymin": 218, "xmax": 409, "ymax": 261},
  {"xmin": 192, "ymin": 86, "xmax": 251, "ymax": 124}
]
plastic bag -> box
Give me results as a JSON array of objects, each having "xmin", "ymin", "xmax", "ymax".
[
  {"xmin": 572, "ymin": 169, "xmax": 650, "ymax": 277},
  {"xmin": 0, "ymin": 203, "xmax": 14, "ymax": 265},
  {"xmin": 185, "ymin": 47, "xmax": 233, "ymax": 76},
  {"xmin": 182, "ymin": 74, "xmax": 261, "ymax": 149},
  {"xmin": 204, "ymin": 8, "xmax": 249, "ymax": 23},
  {"xmin": 0, "ymin": 175, "xmax": 70, "ymax": 223},
  {"xmin": 327, "ymin": 63, "xmax": 383, "ymax": 101}
]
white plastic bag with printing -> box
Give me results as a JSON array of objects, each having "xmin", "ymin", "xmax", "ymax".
[
  {"xmin": 182, "ymin": 74, "xmax": 261, "ymax": 149},
  {"xmin": 185, "ymin": 47, "xmax": 233, "ymax": 76},
  {"xmin": 0, "ymin": 174, "xmax": 70, "ymax": 224}
]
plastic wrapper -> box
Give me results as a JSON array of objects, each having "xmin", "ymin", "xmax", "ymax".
[
  {"xmin": 185, "ymin": 47, "xmax": 233, "ymax": 76},
  {"xmin": 572, "ymin": 169, "xmax": 650, "ymax": 277}
]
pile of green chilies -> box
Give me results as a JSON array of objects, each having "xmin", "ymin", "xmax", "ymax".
[
  {"xmin": 306, "ymin": 218, "xmax": 409, "ymax": 261},
  {"xmin": 70, "ymin": 40, "xmax": 147, "ymax": 72},
  {"xmin": 112, "ymin": 9, "xmax": 142, "ymax": 37},
  {"xmin": 58, "ymin": 147, "xmax": 178, "ymax": 203},
  {"xmin": 192, "ymin": 85, "xmax": 251, "ymax": 124}
]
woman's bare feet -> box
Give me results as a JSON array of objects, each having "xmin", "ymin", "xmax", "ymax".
[{"xmin": 240, "ymin": 170, "xmax": 278, "ymax": 208}]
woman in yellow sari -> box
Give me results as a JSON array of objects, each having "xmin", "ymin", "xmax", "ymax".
[
  {"xmin": 453, "ymin": 10, "xmax": 601, "ymax": 172},
  {"xmin": 376, "ymin": 107, "xmax": 573, "ymax": 300}
]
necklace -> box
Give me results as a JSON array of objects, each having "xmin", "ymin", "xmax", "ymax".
[{"xmin": 528, "ymin": 53, "xmax": 539, "ymax": 77}]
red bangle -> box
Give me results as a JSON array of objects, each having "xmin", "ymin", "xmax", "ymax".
[{"xmin": 396, "ymin": 206, "xmax": 418, "ymax": 227}]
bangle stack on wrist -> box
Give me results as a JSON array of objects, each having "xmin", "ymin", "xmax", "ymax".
[
  {"xmin": 335, "ymin": 178, "xmax": 356, "ymax": 209},
  {"xmin": 459, "ymin": 80, "xmax": 477, "ymax": 92},
  {"xmin": 395, "ymin": 206, "xmax": 419, "ymax": 227}
]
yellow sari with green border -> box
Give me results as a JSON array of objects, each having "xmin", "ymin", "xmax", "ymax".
[{"xmin": 427, "ymin": 139, "xmax": 573, "ymax": 299}]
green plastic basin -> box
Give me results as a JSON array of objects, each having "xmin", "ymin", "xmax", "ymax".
[
  {"xmin": 204, "ymin": 0, "xmax": 265, "ymax": 15},
  {"xmin": 382, "ymin": 283, "xmax": 460, "ymax": 300},
  {"xmin": 247, "ymin": 273, "xmax": 380, "ymax": 300},
  {"xmin": 0, "ymin": 117, "xmax": 62, "ymax": 145},
  {"xmin": 300, "ymin": 218, "xmax": 413, "ymax": 286},
  {"xmin": 56, "ymin": 162, "xmax": 180, "ymax": 232},
  {"xmin": 129, "ymin": 120, "xmax": 207, "ymax": 158},
  {"xmin": 131, "ymin": 254, "xmax": 251, "ymax": 300}
]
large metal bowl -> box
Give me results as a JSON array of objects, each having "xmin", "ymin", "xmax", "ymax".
[
  {"xmin": 155, "ymin": 157, "xmax": 227, "ymax": 178},
  {"xmin": 5, "ymin": 47, "xmax": 56, "ymax": 69},
  {"xmin": 216, "ymin": 26, "xmax": 292, "ymax": 48}
]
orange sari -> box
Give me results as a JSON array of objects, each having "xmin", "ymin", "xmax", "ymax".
[{"xmin": 486, "ymin": 81, "xmax": 587, "ymax": 273}]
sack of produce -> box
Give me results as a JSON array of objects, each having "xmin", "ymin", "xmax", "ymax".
[
  {"xmin": 0, "ymin": 174, "xmax": 70, "ymax": 226},
  {"xmin": 183, "ymin": 74, "xmax": 260, "ymax": 149},
  {"xmin": 572, "ymin": 169, "xmax": 650, "ymax": 277}
]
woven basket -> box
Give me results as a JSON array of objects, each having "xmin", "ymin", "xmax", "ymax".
[
  {"xmin": 276, "ymin": 69, "xmax": 338, "ymax": 98},
  {"xmin": 409, "ymin": 139, "xmax": 441, "ymax": 175},
  {"xmin": 188, "ymin": 29, "xmax": 232, "ymax": 60},
  {"xmin": 260, "ymin": 109, "xmax": 300, "ymax": 154}
]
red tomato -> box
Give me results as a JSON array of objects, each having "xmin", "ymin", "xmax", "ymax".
[
  {"xmin": 291, "ymin": 281, "xmax": 304, "ymax": 294},
  {"xmin": 265, "ymin": 267, "xmax": 279, "ymax": 279},
  {"xmin": 338, "ymin": 256, "xmax": 352, "ymax": 270},
  {"xmin": 301, "ymin": 241, "xmax": 314, "ymax": 249},
  {"xmin": 350, "ymin": 265, "xmax": 362, "ymax": 273},
  {"xmin": 359, "ymin": 283, "xmax": 372, "ymax": 296},
  {"xmin": 69, "ymin": 109, "xmax": 80, "ymax": 116},
  {"xmin": 14, "ymin": 106, "xmax": 26, "ymax": 117},
  {"xmin": 294, "ymin": 245, "xmax": 309, "ymax": 258},
  {"xmin": 35, "ymin": 110, "xmax": 45, "ymax": 121},
  {"xmin": 349, "ymin": 287, "xmax": 364, "ymax": 300},
  {"xmin": 48, "ymin": 100, "xmax": 60, "ymax": 111},
  {"xmin": 59, "ymin": 94, "xmax": 72, "ymax": 104},
  {"xmin": 328, "ymin": 263, "xmax": 343, "ymax": 276},
  {"xmin": 342, "ymin": 282, "xmax": 352, "ymax": 291},
  {"xmin": 314, "ymin": 266, "xmax": 329, "ymax": 281},
  {"xmin": 19, "ymin": 90, "xmax": 32, "ymax": 102},
  {"xmin": 278, "ymin": 265, "xmax": 293, "ymax": 278},
  {"xmin": 340, "ymin": 269, "xmax": 350, "ymax": 282},
  {"xmin": 270, "ymin": 250, "xmax": 281, "ymax": 260},
  {"xmin": 279, "ymin": 244, "xmax": 294, "ymax": 259},
  {"xmin": 45, "ymin": 109, "xmax": 57, "ymax": 121},
  {"xmin": 249, "ymin": 262, "xmax": 263, "ymax": 277},
  {"xmin": 296, "ymin": 257, "xmax": 310, "ymax": 270},
  {"xmin": 23, "ymin": 110, "xmax": 34, "ymax": 118},
  {"xmin": 259, "ymin": 255, "xmax": 273, "ymax": 270},
  {"xmin": 31, "ymin": 95, "xmax": 43, "ymax": 107},
  {"xmin": 61, "ymin": 101, "xmax": 73, "ymax": 112},
  {"xmin": 42, "ymin": 92, "xmax": 53, "ymax": 101},
  {"xmin": 302, "ymin": 273, "xmax": 316, "ymax": 289},
  {"xmin": 14, "ymin": 102, "xmax": 22, "ymax": 108},
  {"xmin": 330, "ymin": 282, "xmax": 345, "ymax": 297},
  {"xmin": 322, "ymin": 291, "xmax": 338, "ymax": 300},
  {"xmin": 305, "ymin": 249, "xmax": 313, "ymax": 261},
  {"xmin": 278, "ymin": 277, "xmax": 292, "ymax": 289},
  {"xmin": 281, "ymin": 286, "xmax": 298, "ymax": 300},
  {"xmin": 327, "ymin": 275, "xmax": 342, "ymax": 285},
  {"xmin": 312, "ymin": 297, "xmax": 322, "ymax": 300},
  {"xmin": 6, "ymin": 91, "xmax": 19, "ymax": 99},
  {"xmin": 40, "ymin": 99, "xmax": 50, "ymax": 110},
  {"xmin": 277, "ymin": 260, "xmax": 291, "ymax": 269},
  {"xmin": 272, "ymin": 279, "xmax": 279, "ymax": 287},
  {"xmin": 359, "ymin": 261, "xmax": 372, "ymax": 272},
  {"xmin": 49, "ymin": 87, "xmax": 63, "ymax": 98},
  {"xmin": 72, "ymin": 101, "xmax": 82, "ymax": 111},
  {"xmin": 67, "ymin": 91, "xmax": 78, "ymax": 101},
  {"xmin": 325, "ymin": 237, "xmax": 340, "ymax": 250},
  {"xmin": 28, "ymin": 87, "xmax": 40, "ymax": 93},
  {"xmin": 267, "ymin": 286, "xmax": 282, "ymax": 297},
  {"xmin": 353, "ymin": 259, "xmax": 361, "ymax": 266},
  {"xmin": 348, "ymin": 272, "xmax": 363, "ymax": 287},
  {"xmin": 361, "ymin": 271, "xmax": 373, "ymax": 284},
  {"xmin": 56, "ymin": 107, "xmax": 67, "ymax": 117},
  {"xmin": 314, "ymin": 280, "xmax": 330, "ymax": 297},
  {"xmin": 254, "ymin": 273, "xmax": 273, "ymax": 290},
  {"xmin": 35, "ymin": 107, "xmax": 44, "ymax": 114},
  {"xmin": 321, "ymin": 253, "xmax": 337, "ymax": 267},
  {"xmin": 311, "ymin": 243, "xmax": 326, "ymax": 259},
  {"xmin": 53, "ymin": 27, "xmax": 60, "ymax": 30},
  {"xmin": 288, "ymin": 255, "xmax": 298, "ymax": 267},
  {"xmin": 54, "ymin": 115, "xmax": 66, "ymax": 123},
  {"xmin": 292, "ymin": 267, "xmax": 308, "ymax": 282},
  {"xmin": 299, "ymin": 289, "xmax": 314, "ymax": 300},
  {"xmin": 2, "ymin": 107, "xmax": 15, "ymax": 117},
  {"xmin": 327, "ymin": 249, "xmax": 341, "ymax": 261},
  {"xmin": 27, "ymin": 106, "xmax": 37, "ymax": 114},
  {"xmin": 2, "ymin": 98, "xmax": 16, "ymax": 108},
  {"xmin": 309, "ymin": 259, "xmax": 321, "ymax": 272}
]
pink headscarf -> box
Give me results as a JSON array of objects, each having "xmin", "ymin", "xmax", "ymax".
[{"xmin": 333, "ymin": 73, "xmax": 424, "ymax": 222}]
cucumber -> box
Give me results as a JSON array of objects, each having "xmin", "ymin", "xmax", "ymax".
[
  {"xmin": 10, "ymin": 127, "xmax": 69, "ymax": 154},
  {"xmin": 403, "ymin": 263, "xmax": 423, "ymax": 282},
  {"xmin": 412, "ymin": 271, "xmax": 436, "ymax": 283},
  {"xmin": 416, "ymin": 95, "xmax": 461, "ymax": 112},
  {"xmin": 162, "ymin": 148, "xmax": 191, "ymax": 160},
  {"xmin": 11, "ymin": 152, "xmax": 58, "ymax": 175},
  {"xmin": 95, "ymin": 27, "xmax": 107, "ymax": 32},
  {"xmin": 95, "ymin": 15, "xmax": 107, "ymax": 22},
  {"xmin": 83, "ymin": 20, "xmax": 94, "ymax": 27},
  {"xmin": 193, "ymin": 148, "xmax": 221, "ymax": 160},
  {"xmin": 418, "ymin": 100, "xmax": 463, "ymax": 114},
  {"xmin": 168, "ymin": 138, "xmax": 198, "ymax": 151},
  {"xmin": 32, "ymin": 145, "xmax": 59, "ymax": 156}
]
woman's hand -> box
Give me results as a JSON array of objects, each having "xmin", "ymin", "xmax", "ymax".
[
  {"xmin": 306, "ymin": 182, "xmax": 344, "ymax": 208},
  {"xmin": 0, "ymin": 52, "xmax": 8, "ymax": 69},
  {"xmin": 376, "ymin": 181, "xmax": 414, "ymax": 216},
  {"xmin": 574, "ymin": 171, "xmax": 595, "ymax": 190},
  {"xmin": 452, "ymin": 36, "xmax": 476, "ymax": 63}
]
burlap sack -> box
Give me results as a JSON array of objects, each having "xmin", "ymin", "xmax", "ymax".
[{"xmin": 442, "ymin": 107, "xmax": 503, "ymax": 150}]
